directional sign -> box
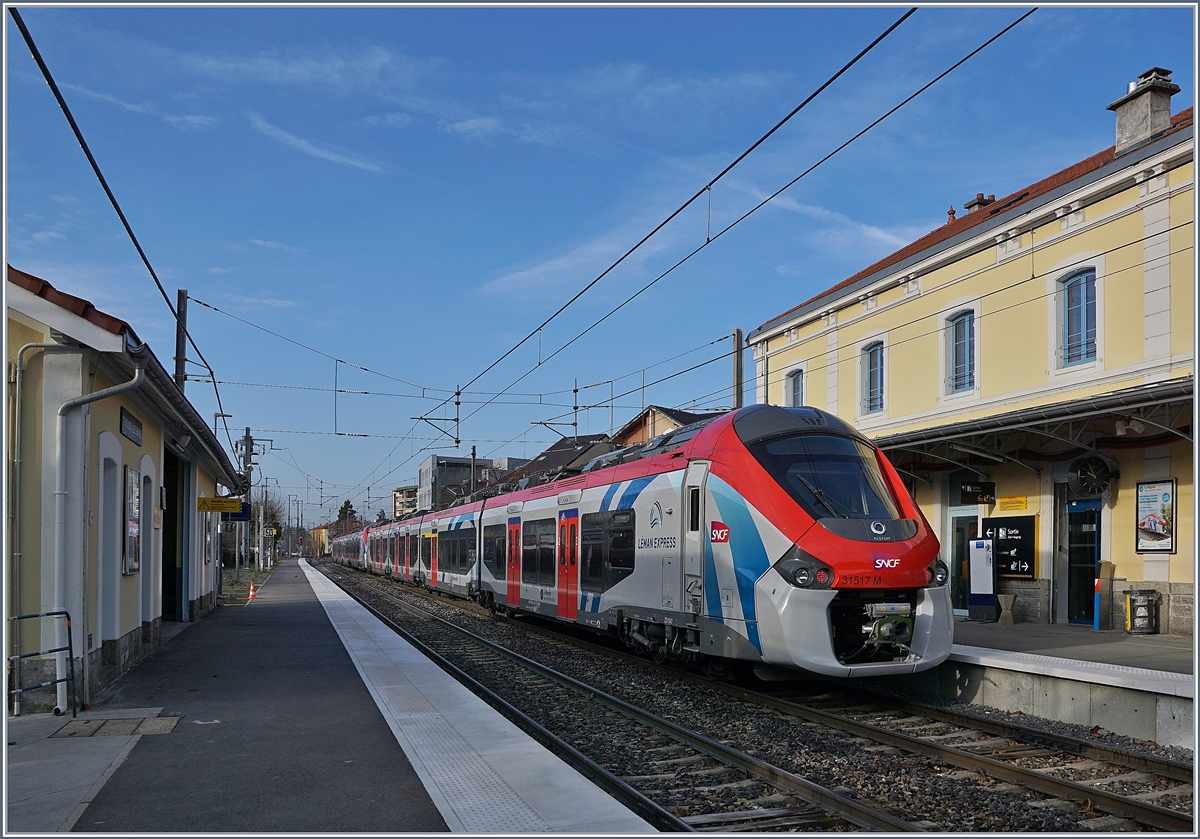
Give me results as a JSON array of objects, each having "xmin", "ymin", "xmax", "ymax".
[
  {"xmin": 221, "ymin": 503, "xmax": 251, "ymax": 522},
  {"xmin": 982, "ymin": 515, "xmax": 1036, "ymax": 579},
  {"xmin": 198, "ymin": 497, "xmax": 243, "ymax": 513}
]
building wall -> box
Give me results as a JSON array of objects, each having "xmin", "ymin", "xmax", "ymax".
[{"xmin": 750, "ymin": 124, "xmax": 1192, "ymax": 632}]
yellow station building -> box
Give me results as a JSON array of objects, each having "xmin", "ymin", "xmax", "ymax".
[
  {"xmin": 7, "ymin": 266, "xmax": 245, "ymax": 712},
  {"xmin": 747, "ymin": 69, "xmax": 1193, "ymax": 635}
]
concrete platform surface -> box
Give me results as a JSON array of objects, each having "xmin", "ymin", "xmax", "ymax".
[
  {"xmin": 951, "ymin": 617, "xmax": 1193, "ymax": 675},
  {"xmin": 5, "ymin": 558, "xmax": 652, "ymax": 834}
]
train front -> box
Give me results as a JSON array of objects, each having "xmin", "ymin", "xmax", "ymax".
[{"xmin": 712, "ymin": 406, "xmax": 953, "ymax": 677}]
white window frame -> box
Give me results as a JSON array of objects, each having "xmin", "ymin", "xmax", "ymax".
[
  {"xmin": 784, "ymin": 366, "xmax": 805, "ymax": 407},
  {"xmin": 856, "ymin": 332, "xmax": 889, "ymax": 421},
  {"xmin": 938, "ymin": 297, "xmax": 982, "ymax": 403},
  {"xmin": 1047, "ymin": 252, "xmax": 1106, "ymax": 379}
]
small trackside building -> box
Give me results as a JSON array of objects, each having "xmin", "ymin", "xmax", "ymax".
[
  {"xmin": 7, "ymin": 266, "xmax": 245, "ymax": 713},
  {"xmin": 746, "ymin": 69, "xmax": 1193, "ymax": 634}
]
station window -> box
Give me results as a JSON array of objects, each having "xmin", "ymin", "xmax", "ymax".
[
  {"xmin": 948, "ymin": 311, "xmax": 975, "ymax": 393},
  {"xmin": 1061, "ymin": 269, "xmax": 1097, "ymax": 365},
  {"xmin": 787, "ymin": 369, "xmax": 804, "ymax": 407},
  {"xmin": 862, "ymin": 341, "xmax": 884, "ymax": 414}
]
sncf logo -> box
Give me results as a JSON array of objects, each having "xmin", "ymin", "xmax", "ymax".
[
  {"xmin": 874, "ymin": 558, "xmax": 900, "ymax": 569},
  {"xmin": 710, "ymin": 522, "xmax": 730, "ymax": 543}
]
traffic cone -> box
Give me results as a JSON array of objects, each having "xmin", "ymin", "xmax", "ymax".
[{"xmin": 248, "ymin": 582, "xmax": 257, "ymax": 600}]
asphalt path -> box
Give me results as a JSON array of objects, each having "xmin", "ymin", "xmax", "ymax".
[{"xmin": 73, "ymin": 559, "xmax": 448, "ymax": 832}]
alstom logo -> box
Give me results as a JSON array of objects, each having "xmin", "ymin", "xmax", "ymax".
[
  {"xmin": 710, "ymin": 522, "xmax": 730, "ymax": 543},
  {"xmin": 874, "ymin": 558, "xmax": 900, "ymax": 569}
]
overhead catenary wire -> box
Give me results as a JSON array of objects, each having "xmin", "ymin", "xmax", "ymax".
[
  {"xmin": 419, "ymin": 8, "xmax": 919, "ymax": 425},
  {"xmin": 451, "ymin": 8, "xmax": 1036, "ymax": 438},
  {"xmin": 677, "ymin": 227, "xmax": 1194, "ymax": 409},
  {"xmin": 8, "ymin": 7, "xmax": 239, "ymax": 456}
]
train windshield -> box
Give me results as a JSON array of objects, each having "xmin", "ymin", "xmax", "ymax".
[{"xmin": 747, "ymin": 433, "xmax": 899, "ymax": 520}]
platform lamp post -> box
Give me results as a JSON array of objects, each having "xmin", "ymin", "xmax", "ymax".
[{"xmin": 288, "ymin": 494, "xmax": 298, "ymax": 558}]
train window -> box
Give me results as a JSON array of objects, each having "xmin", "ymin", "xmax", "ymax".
[
  {"xmin": 580, "ymin": 524, "xmax": 604, "ymax": 592},
  {"xmin": 688, "ymin": 487, "xmax": 701, "ymax": 532},
  {"xmin": 748, "ymin": 433, "xmax": 899, "ymax": 520},
  {"xmin": 521, "ymin": 519, "xmax": 555, "ymax": 586},
  {"xmin": 483, "ymin": 525, "xmax": 505, "ymax": 579},
  {"xmin": 579, "ymin": 510, "xmax": 637, "ymax": 592}
]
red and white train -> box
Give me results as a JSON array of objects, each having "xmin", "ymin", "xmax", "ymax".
[{"xmin": 332, "ymin": 405, "xmax": 953, "ymax": 677}]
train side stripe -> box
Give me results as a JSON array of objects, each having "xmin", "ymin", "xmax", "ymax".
[
  {"xmin": 615, "ymin": 476, "xmax": 655, "ymax": 511},
  {"xmin": 709, "ymin": 475, "xmax": 769, "ymax": 653},
  {"xmin": 600, "ymin": 482, "xmax": 622, "ymax": 512}
]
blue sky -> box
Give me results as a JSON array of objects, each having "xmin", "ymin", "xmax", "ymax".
[{"xmin": 6, "ymin": 4, "xmax": 1195, "ymax": 523}]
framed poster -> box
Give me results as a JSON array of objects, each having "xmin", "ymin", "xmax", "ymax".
[
  {"xmin": 123, "ymin": 465, "xmax": 141, "ymax": 574},
  {"xmin": 1136, "ymin": 479, "xmax": 1176, "ymax": 554}
]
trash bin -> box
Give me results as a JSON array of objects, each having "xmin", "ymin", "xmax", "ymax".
[{"xmin": 1126, "ymin": 590, "xmax": 1160, "ymax": 635}]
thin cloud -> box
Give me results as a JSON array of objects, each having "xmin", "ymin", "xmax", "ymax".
[
  {"xmin": 247, "ymin": 112, "xmax": 383, "ymax": 172},
  {"xmin": 61, "ymin": 83, "xmax": 216, "ymax": 129},
  {"xmin": 245, "ymin": 238, "xmax": 308, "ymax": 256}
]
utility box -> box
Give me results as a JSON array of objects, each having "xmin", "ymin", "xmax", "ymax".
[{"xmin": 968, "ymin": 538, "xmax": 998, "ymax": 622}]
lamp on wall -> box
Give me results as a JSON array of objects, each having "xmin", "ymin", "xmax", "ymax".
[{"xmin": 176, "ymin": 433, "xmax": 192, "ymax": 449}]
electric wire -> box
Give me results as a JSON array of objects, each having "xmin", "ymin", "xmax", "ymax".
[
  {"xmin": 451, "ymin": 9, "xmax": 1036, "ymax": 437},
  {"xmin": 8, "ymin": 7, "xmax": 240, "ymax": 457},
  {"xmin": 419, "ymin": 8, "xmax": 918, "ymax": 423},
  {"xmin": 679, "ymin": 230, "xmax": 1194, "ymax": 409}
]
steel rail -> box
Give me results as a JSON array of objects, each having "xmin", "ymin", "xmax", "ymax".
[
  {"xmin": 844, "ymin": 687, "xmax": 1195, "ymax": 783},
  {"xmin": 317, "ymin": 566, "xmax": 693, "ymax": 832},
  {"xmin": 325, "ymin": 565, "xmax": 923, "ymax": 832},
  {"xmin": 333, "ymin": 565, "xmax": 1194, "ymax": 831}
]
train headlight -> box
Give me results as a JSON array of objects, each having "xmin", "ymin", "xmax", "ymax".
[
  {"xmin": 775, "ymin": 545, "xmax": 834, "ymax": 589},
  {"xmin": 927, "ymin": 560, "xmax": 950, "ymax": 587}
]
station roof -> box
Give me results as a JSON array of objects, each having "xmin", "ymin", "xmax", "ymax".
[
  {"xmin": 8, "ymin": 265, "xmax": 246, "ymax": 493},
  {"xmin": 749, "ymin": 107, "xmax": 1194, "ymax": 342}
]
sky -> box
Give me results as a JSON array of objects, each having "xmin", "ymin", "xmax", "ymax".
[{"xmin": 5, "ymin": 3, "xmax": 1195, "ymax": 524}]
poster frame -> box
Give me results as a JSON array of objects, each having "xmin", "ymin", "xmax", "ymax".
[{"xmin": 1135, "ymin": 478, "xmax": 1177, "ymax": 554}]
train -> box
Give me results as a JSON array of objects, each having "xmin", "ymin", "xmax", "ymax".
[{"xmin": 331, "ymin": 405, "xmax": 953, "ymax": 678}]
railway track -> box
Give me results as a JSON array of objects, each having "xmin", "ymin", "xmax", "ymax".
[
  {"xmin": 318, "ymin": 561, "xmax": 1195, "ymax": 831},
  {"xmin": 317, "ymin": 562, "xmax": 922, "ymax": 831}
]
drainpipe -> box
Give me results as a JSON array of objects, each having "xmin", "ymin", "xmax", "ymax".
[
  {"xmin": 53, "ymin": 353, "xmax": 146, "ymax": 714},
  {"xmin": 10, "ymin": 343, "xmax": 80, "ymax": 715}
]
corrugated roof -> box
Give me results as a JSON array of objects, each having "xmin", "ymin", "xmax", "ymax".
[{"xmin": 752, "ymin": 107, "xmax": 1194, "ymax": 338}]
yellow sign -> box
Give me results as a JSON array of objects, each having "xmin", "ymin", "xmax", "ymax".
[
  {"xmin": 998, "ymin": 496, "xmax": 1028, "ymax": 511},
  {"xmin": 197, "ymin": 497, "xmax": 243, "ymax": 513}
]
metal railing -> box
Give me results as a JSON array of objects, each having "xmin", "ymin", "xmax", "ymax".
[{"xmin": 7, "ymin": 610, "xmax": 77, "ymax": 717}]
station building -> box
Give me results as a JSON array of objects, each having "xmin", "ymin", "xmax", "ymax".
[
  {"xmin": 747, "ymin": 69, "xmax": 1193, "ymax": 635},
  {"xmin": 7, "ymin": 266, "xmax": 245, "ymax": 712}
]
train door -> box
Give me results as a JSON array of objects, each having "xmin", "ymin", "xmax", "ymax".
[
  {"xmin": 507, "ymin": 518, "xmax": 521, "ymax": 605},
  {"xmin": 683, "ymin": 461, "xmax": 710, "ymax": 618},
  {"xmin": 557, "ymin": 508, "xmax": 579, "ymax": 620},
  {"xmin": 430, "ymin": 528, "xmax": 439, "ymax": 586},
  {"xmin": 403, "ymin": 533, "xmax": 411, "ymax": 581}
]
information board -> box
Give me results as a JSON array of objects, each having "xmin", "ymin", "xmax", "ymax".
[{"xmin": 982, "ymin": 514, "xmax": 1036, "ymax": 579}]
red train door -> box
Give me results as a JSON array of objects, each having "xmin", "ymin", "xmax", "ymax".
[
  {"xmin": 404, "ymin": 533, "xmax": 411, "ymax": 580},
  {"xmin": 507, "ymin": 517, "xmax": 521, "ymax": 606},
  {"xmin": 430, "ymin": 530, "xmax": 438, "ymax": 587},
  {"xmin": 557, "ymin": 508, "xmax": 579, "ymax": 620}
]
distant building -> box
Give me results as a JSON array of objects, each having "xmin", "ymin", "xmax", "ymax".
[
  {"xmin": 609, "ymin": 405, "xmax": 727, "ymax": 447},
  {"xmin": 309, "ymin": 523, "xmax": 333, "ymax": 557},
  {"xmin": 416, "ymin": 454, "xmax": 529, "ymax": 511},
  {"xmin": 392, "ymin": 485, "xmax": 417, "ymax": 519},
  {"xmin": 493, "ymin": 434, "xmax": 613, "ymax": 486}
]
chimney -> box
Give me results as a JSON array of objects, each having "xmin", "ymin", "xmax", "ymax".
[
  {"xmin": 1107, "ymin": 67, "xmax": 1180, "ymax": 155},
  {"xmin": 963, "ymin": 193, "xmax": 996, "ymax": 214}
]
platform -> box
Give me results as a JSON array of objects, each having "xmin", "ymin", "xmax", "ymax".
[
  {"xmin": 4, "ymin": 558, "xmax": 653, "ymax": 834},
  {"xmin": 877, "ymin": 617, "xmax": 1196, "ymax": 749}
]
